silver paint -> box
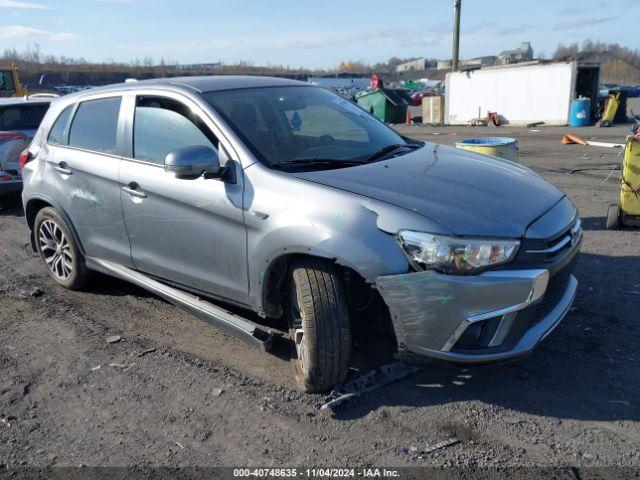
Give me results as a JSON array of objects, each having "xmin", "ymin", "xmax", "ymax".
[{"xmin": 22, "ymin": 76, "xmax": 581, "ymax": 364}]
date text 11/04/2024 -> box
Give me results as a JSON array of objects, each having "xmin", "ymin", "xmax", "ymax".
[{"xmin": 232, "ymin": 468, "xmax": 401, "ymax": 477}]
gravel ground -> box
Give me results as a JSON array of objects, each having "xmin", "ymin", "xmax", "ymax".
[{"xmin": 1, "ymin": 124, "xmax": 639, "ymax": 475}]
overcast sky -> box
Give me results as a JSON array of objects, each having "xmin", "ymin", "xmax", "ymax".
[{"xmin": 1, "ymin": 0, "xmax": 639, "ymax": 68}]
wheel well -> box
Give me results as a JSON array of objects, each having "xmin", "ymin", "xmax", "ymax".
[
  {"xmin": 25, "ymin": 199, "xmax": 51, "ymax": 230},
  {"xmin": 261, "ymin": 253, "xmax": 397, "ymax": 356},
  {"xmin": 25, "ymin": 199, "xmax": 86, "ymax": 255},
  {"xmin": 261, "ymin": 253, "xmax": 379, "ymax": 317},
  {"xmin": 261, "ymin": 253, "xmax": 315, "ymax": 318},
  {"xmin": 24, "ymin": 199, "xmax": 52, "ymax": 251}
]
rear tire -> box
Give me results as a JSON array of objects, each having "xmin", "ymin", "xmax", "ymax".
[
  {"xmin": 606, "ymin": 204, "xmax": 620, "ymax": 230},
  {"xmin": 34, "ymin": 207, "xmax": 92, "ymax": 290},
  {"xmin": 287, "ymin": 259, "xmax": 351, "ymax": 393}
]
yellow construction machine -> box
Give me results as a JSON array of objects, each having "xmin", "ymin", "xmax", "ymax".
[
  {"xmin": 607, "ymin": 126, "xmax": 640, "ymax": 229},
  {"xmin": 0, "ymin": 63, "xmax": 28, "ymax": 97}
]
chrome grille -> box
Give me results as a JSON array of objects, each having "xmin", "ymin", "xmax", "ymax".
[{"xmin": 522, "ymin": 218, "xmax": 582, "ymax": 262}]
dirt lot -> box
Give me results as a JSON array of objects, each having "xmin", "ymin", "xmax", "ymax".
[{"xmin": 1, "ymin": 124, "xmax": 639, "ymax": 473}]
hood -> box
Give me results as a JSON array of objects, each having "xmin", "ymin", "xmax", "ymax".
[{"xmin": 292, "ymin": 143, "xmax": 565, "ymax": 238}]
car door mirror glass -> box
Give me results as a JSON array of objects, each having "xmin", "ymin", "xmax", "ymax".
[{"xmin": 164, "ymin": 145, "xmax": 221, "ymax": 179}]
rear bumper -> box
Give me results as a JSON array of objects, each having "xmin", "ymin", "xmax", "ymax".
[{"xmin": 376, "ymin": 246, "xmax": 579, "ymax": 364}]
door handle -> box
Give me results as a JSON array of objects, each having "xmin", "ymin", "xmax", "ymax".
[
  {"xmin": 122, "ymin": 182, "xmax": 147, "ymax": 198},
  {"xmin": 53, "ymin": 161, "xmax": 73, "ymax": 175}
]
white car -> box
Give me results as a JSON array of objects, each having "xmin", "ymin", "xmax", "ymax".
[{"xmin": 0, "ymin": 95, "xmax": 55, "ymax": 196}]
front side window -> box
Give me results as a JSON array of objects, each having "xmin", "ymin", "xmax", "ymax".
[
  {"xmin": 204, "ymin": 86, "xmax": 407, "ymax": 169},
  {"xmin": 48, "ymin": 105, "xmax": 73, "ymax": 145},
  {"xmin": 0, "ymin": 104, "xmax": 49, "ymax": 130},
  {"xmin": 69, "ymin": 97, "xmax": 121, "ymax": 154},
  {"xmin": 133, "ymin": 96, "xmax": 218, "ymax": 165}
]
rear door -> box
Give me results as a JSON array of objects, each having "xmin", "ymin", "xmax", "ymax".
[
  {"xmin": 44, "ymin": 95, "xmax": 132, "ymax": 266},
  {"xmin": 118, "ymin": 92, "xmax": 248, "ymax": 305}
]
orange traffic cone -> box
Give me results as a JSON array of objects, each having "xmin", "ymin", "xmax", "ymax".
[
  {"xmin": 405, "ymin": 109, "xmax": 412, "ymax": 126},
  {"xmin": 562, "ymin": 133, "xmax": 587, "ymax": 145}
]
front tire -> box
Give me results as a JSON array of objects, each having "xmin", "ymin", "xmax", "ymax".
[
  {"xmin": 287, "ymin": 259, "xmax": 351, "ymax": 393},
  {"xmin": 34, "ymin": 207, "xmax": 92, "ymax": 290}
]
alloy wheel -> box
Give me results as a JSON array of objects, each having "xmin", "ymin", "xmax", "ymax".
[{"xmin": 38, "ymin": 219, "xmax": 73, "ymax": 280}]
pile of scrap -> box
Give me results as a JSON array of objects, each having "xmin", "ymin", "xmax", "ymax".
[
  {"xmin": 468, "ymin": 117, "xmax": 488, "ymax": 126},
  {"xmin": 467, "ymin": 111, "xmax": 502, "ymax": 127}
]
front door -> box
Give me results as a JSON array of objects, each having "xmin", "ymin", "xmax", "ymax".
[{"xmin": 119, "ymin": 94, "xmax": 248, "ymax": 305}]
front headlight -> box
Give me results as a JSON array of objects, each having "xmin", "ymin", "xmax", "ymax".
[{"xmin": 397, "ymin": 230, "xmax": 520, "ymax": 274}]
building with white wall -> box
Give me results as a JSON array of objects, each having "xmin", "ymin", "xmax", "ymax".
[
  {"xmin": 395, "ymin": 58, "xmax": 429, "ymax": 73},
  {"xmin": 444, "ymin": 61, "xmax": 600, "ymax": 126},
  {"xmin": 498, "ymin": 42, "xmax": 534, "ymax": 64}
]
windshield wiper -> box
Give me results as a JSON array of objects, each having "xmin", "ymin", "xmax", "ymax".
[
  {"xmin": 362, "ymin": 143, "xmax": 421, "ymax": 163},
  {"xmin": 270, "ymin": 144, "xmax": 422, "ymax": 170},
  {"xmin": 270, "ymin": 158, "xmax": 366, "ymax": 170}
]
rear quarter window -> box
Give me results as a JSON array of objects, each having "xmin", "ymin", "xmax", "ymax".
[
  {"xmin": 69, "ymin": 97, "xmax": 121, "ymax": 154},
  {"xmin": 47, "ymin": 105, "xmax": 73, "ymax": 145}
]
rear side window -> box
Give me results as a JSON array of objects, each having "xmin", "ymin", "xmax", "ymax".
[
  {"xmin": 69, "ymin": 97, "xmax": 121, "ymax": 154},
  {"xmin": 0, "ymin": 104, "xmax": 49, "ymax": 130},
  {"xmin": 47, "ymin": 106, "xmax": 73, "ymax": 145},
  {"xmin": 133, "ymin": 96, "xmax": 218, "ymax": 165}
]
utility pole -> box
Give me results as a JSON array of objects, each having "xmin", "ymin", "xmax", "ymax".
[{"xmin": 452, "ymin": 0, "xmax": 461, "ymax": 71}]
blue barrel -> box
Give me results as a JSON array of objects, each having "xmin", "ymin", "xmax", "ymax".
[{"xmin": 570, "ymin": 98, "xmax": 590, "ymax": 127}]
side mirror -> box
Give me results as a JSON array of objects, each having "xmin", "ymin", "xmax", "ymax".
[{"xmin": 164, "ymin": 145, "xmax": 223, "ymax": 179}]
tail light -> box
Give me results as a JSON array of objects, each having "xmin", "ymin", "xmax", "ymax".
[{"xmin": 18, "ymin": 148, "xmax": 33, "ymax": 171}]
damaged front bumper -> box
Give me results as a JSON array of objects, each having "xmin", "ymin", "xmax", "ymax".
[{"xmin": 376, "ymin": 251, "xmax": 578, "ymax": 364}]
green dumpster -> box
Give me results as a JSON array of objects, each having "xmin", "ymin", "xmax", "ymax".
[{"xmin": 357, "ymin": 88, "xmax": 412, "ymax": 123}]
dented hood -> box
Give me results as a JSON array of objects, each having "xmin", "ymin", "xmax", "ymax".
[{"xmin": 292, "ymin": 144, "xmax": 565, "ymax": 238}]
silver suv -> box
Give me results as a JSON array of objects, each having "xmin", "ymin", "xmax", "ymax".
[{"xmin": 21, "ymin": 76, "xmax": 581, "ymax": 392}]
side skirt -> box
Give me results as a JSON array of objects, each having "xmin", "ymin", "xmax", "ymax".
[{"xmin": 86, "ymin": 258, "xmax": 281, "ymax": 351}]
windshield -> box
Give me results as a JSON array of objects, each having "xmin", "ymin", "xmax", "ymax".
[{"xmin": 203, "ymin": 86, "xmax": 408, "ymax": 169}]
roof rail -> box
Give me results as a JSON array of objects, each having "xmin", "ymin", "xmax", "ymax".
[{"xmin": 26, "ymin": 93, "xmax": 60, "ymax": 100}]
